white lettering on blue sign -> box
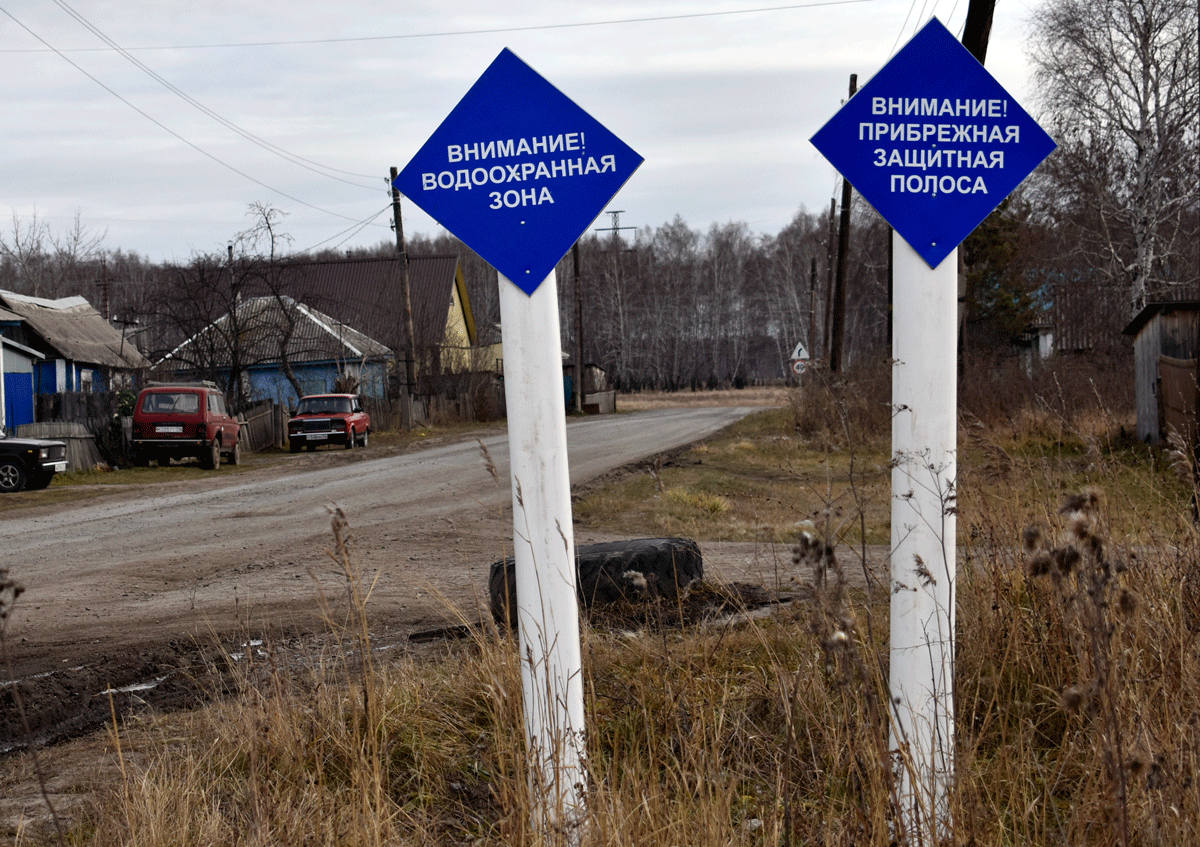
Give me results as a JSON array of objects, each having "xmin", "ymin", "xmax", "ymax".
[
  {"xmin": 843, "ymin": 97, "xmax": 1018, "ymax": 195},
  {"xmin": 421, "ymin": 147, "xmax": 619, "ymax": 213},
  {"xmin": 447, "ymin": 133, "xmax": 586, "ymax": 162}
]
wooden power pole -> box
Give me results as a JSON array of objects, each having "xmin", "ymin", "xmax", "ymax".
[
  {"xmin": 390, "ymin": 166, "xmax": 416, "ymax": 430},
  {"xmin": 573, "ymin": 242, "xmax": 584, "ymax": 413},
  {"xmin": 830, "ymin": 73, "xmax": 857, "ymax": 373}
]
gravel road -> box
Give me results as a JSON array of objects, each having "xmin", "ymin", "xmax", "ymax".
[{"xmin": 1, "ymin": 406, "xmax": 775, "ymax": 749}]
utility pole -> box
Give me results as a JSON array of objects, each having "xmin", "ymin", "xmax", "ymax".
[
  {"xmin": 96, "ymin": 258, "xmax": 111, "ymax": 321},
  {"xmin": 808, "ymin": 256, "xmax": 818, "ymax": 372},
  {"xmin": 572, "ymin": 242, "xmax": 584, "ymax": 413},
  {"xmin": 961, "ymin": 0, "xmax": 996, "ymax": 63},
  {"xmin": 595, "ymin": 210, "xmax": 636, "ymax": 242},
  {"xmin": 959, "ymin": 0, "xmax": 997, "ymax": 360},
  {"xmin": 390, "ymin": 167, "xmax": 416, "ymax": 430},
  {"xmin": 830, "ymin": 73, "xmax": 857, "ymax": 373},
  {"xmin": 595, "ymin": 210, "xmax": 636, "ymax": 390},
  {"xmin": 824, "ymin": 198, "xmax": 836, "ymax": 362}
]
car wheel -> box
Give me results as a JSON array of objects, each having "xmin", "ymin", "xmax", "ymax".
[
  {"xmin": 0, "ymin": 460, "xmax": 28, "ymax": 493},
  {"xmin": 157, "ymin": 456, "xmax": 172, "ymax": 467},
  {"xmin": 289, "ymin": 439, "xmax": 301, "ymax": 454},
  {"xmin": 306, "ymin": 443, "xmax": 316, "ymax": 452},
  {"xmin": 345, "ymin": 429, "xmax": 355, "ymax": 450},
  {"xmin": 201, "ymin": 439, "xmax": 220, "ymax": 470},
  {"xmin": 227, "ymin": 439, "xmax": 241, "ymax": 465},
  {"xmin": 359, "ymin": 430, "xmax": 369, "ymax": 448},
  {"xmin": 489, "ymin": 537, "xmax": 704, "ymax": 628}
]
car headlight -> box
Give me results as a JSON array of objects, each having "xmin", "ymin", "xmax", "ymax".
[{"xmin": 39, "ymin": 447, "xmax": 49, "ymax": 460}]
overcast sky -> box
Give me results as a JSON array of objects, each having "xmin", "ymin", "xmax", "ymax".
[{"xmin": 2, "ymin": 0, "xmax": 1045, "ymax": 264}]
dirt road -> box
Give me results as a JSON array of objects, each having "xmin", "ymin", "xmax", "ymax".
[{"xmin": 2, "ymin": 405, "xmax": 787, "ymax": 749}]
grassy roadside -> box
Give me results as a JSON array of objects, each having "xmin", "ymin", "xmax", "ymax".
[{"xmin": 5, "ymin": 375, "xmax": 1200, "ymax": 845}]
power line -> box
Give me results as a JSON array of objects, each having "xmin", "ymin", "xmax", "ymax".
[
  {"xmin": 0, "ymin": 5, "xmax": 370, "ymax": 225},
  {"xmin": 1, "ymin": 0, "xmax": 886, "ymax": 53},
  {"xmin": 298, "ymin": 203, "xmax": 392, "ymax": 255},
  {"xmin": 49, "ymin": 0, "xmax": 378, "ymax": 186}
]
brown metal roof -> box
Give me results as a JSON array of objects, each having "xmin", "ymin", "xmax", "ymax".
[
  {"xmin": 0, "ymin": 290, "xmax": 150, "ymax": 369},
  {"xmin": 247, "ymin": 255, "xmax": 474, "ymax": 352}
]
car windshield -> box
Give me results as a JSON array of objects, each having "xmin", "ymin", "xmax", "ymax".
[
  {"xmin": 142, "ymin": 392, "xmax": 200, "ymax": 414},
  {"xmin": 297, "ymin": 397, "xmax": 351, "ymax": 416}
]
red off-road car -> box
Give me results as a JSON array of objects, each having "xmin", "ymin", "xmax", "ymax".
[
  {"xmin": 131, "ymin": 382, "xmax": 242, "ymax": 469},
  {"xmin": 287, "ymin": 394, "xmax": 371, "ymax": 452}
]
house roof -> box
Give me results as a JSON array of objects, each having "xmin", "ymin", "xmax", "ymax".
[
  {"xmin": 251, "ymin": 255, "xmax": 476, "ymax": 351},
  {"xmin": 0, "ymin": 289, "xmax": 150, "ymax": 369},
  {"xmin": 163, "ymin": 295, "xmax": 390, "ymax": 368},
  {"xmin": 1122, "ymin": 301, "xmax": 1200, "ymax": 337}
]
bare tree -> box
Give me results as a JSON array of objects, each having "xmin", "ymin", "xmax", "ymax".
[
  {"xmin": 0, "ymin": 210, "xmax": 106, "ymax": 298},
  {"xmin": 1028, "ymin": 0, "xmax": 1200, "ymax": 314}
]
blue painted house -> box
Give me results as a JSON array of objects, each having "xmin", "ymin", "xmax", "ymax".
[
  {"xmin": 160, "ymin": 295, "xmax": 391, "ymax": 408},
  {"xmin": 0, "ymin": 290, "xmax": 150, "ymax": 429},
  {"xmin": 0, "ymin": 306, "xmax": 44, "ymax": 430}
]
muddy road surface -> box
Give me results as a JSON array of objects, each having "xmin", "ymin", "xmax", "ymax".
[{"xmin": 1, "ymin": 406, "xmax": 772, "ymax": 749}]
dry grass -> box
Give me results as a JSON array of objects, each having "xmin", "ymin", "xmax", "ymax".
[
  {"xmin": 7, "ymin": 367, "xmax": 1200, "ymax": 846},
  {"xmin": 618, "ymin": 385, "xmax": 791, "ymax": 411}
]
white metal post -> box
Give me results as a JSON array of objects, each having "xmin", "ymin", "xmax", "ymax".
[
  {"xmin": 497, "ymin": 269, "xmax": 586, "ymax": 834},
  {"xmin": 890, "ymin": 239, "xmax": 957, "ymax": 841}
]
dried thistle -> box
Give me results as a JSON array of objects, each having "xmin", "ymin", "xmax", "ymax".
[{"xmin": 1022, "ymin": 524, "xmax": 1044, "ymax": 553}]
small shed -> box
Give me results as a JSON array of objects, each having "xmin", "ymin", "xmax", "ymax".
[{"xmin": 1122, "ymin": 301, "xmax": 1200, "ymax": 445}]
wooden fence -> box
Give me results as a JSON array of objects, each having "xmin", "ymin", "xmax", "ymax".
[
  {"xmin": 15, "ymin": 421, "xmax": 104, "ymax": 472},
  {"xmin": 238, "ymin": 400, "xmax": 286, "ymax": 453}
]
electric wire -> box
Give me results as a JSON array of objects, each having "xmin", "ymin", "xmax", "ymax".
[
  {"xmin": 299, "ymin": 204, "xmax": 393, "ymax": 255},
  {"xmin": 50, "ymin": 0, "xmax": 377, "ymax": 186},
  {"xmin": 0, "ymin": 6, "xmax": 369, "ymax": 226},
  {"xmin": 2, "ymin": 0, "xmax": 887, "ymax": 53}
]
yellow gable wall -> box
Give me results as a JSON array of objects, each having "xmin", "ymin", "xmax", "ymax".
[{"xmin": 439, "ymin": 264, "xmax": 477, "ymax": 373}]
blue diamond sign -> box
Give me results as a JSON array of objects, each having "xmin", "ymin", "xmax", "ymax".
[
  {"xmin": 810, "ymin": 18, "xmax": 1055, "ymax": 268},
  {"xmin": 393, "ymin": 49, "xmax": 643, "ymax": 294}
]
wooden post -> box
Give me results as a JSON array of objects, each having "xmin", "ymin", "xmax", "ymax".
[
  {"xmin": 830, "ymin": 74, "xmax": 857, "ymax": 373},
  {"xmin": 573, "ymin": 242, "xmax": 584, "ymax": 414},
  {"xmin": 390, "ymin": 166, "xmax": 416, "ymax": 430}
]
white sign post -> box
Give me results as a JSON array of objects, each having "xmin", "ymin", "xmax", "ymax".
[
  {"xmin": 393, "ymin": 48, "xmax": 642, "ymax": 838},
  {"xmin": 810, "ymin": 18, "xmax": 1055, "ymax": 842},
  {"xmin": 890, "ymin": 239, "xmax": 957, "ymax": 838},
  {"xmin": 497, "ymin": 268, "xmax": 586, "ymax": 829}
]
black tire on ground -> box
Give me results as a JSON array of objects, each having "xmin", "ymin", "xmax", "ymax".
[
  {"xmin": 227, "ymin": 439, "xmax": 241, "ymax": 466},
  {"xmin": 345, "ymin": 429, "xmax": 355, "ymax": 450},
  {"xmin": 359, "ymin": 430, "xmax": 369, "ymax": 448},
  {"xmin": 200, "ymin": 439, "xmax": 220, "ymax": 470},
  {"xmin": 25, "ymin": 472, "xmax": 54, "ymax": 491},
  {"xmin": 306, "ymin": 443, "xmax": 316, "ymax": 452},
  {"xmin": 0, "ymin": 460, "xmax": 27, "ymax": 493},
  {"xmin": 132, "ymin": 451, "xmax": 150, "ymax": 467},
  {"xmin": 289, "ymin": 439, "xmax": 301, "ymax": 453},
  {"xmin": 157, "ymin": 456, "xmax": 171, "ymax": 467},
  {"xmin": 489, "ymin": 537, "xmax": 704, "ymax": 628}
]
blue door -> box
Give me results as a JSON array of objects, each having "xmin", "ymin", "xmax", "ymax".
[{"xmin": 4, "ymin": 372, "xmax": 35, "ymax": 428}]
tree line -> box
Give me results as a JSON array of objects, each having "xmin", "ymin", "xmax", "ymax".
[{"xmin": 1, "ymin": 0, "xmax": 1194, "ymax": 395}]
